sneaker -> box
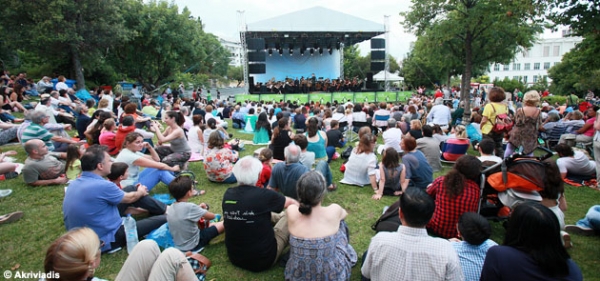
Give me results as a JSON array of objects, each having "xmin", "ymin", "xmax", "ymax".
[
  {"xmin": 0, "ymin": 189, "xmax": 13, "ymax": 198},
  {"xmin": 565, "ymin": 225, "xmax": 596, "ymax": 236}
]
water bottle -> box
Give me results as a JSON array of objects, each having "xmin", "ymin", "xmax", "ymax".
[{"xmin": 123, "ymin": 214, "xmax": 139, "ymax": 254}]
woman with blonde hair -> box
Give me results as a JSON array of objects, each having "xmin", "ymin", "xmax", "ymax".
[
  {"xmin": 441, "ymin": 125, "xmax": 471, "ymax": 162},
  {"xmin": 406, "ymin": 119, "xmax": 423, "ymax": 139},
  {"xmin": 44, "ymin": 227, "xmax": 197, "ymax": 281},
  {"xmin": 505, "ymin": 90, "xmax": 543, "ymax": 158}
]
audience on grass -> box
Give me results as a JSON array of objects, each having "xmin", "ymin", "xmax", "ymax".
[
  {"xmin": 151, "ymin": 111, "xmax": 191, "ymax": 170},
  {"xmin": 271, "ymin": 117, "xmax": 294, "ymax": 161},
  {"xmin": 450, "ymin": 212, "xmax": 498, "ymax": 281},
  {"xmin": 480, "ymin": 202, "xmax": 583, "ymax": 280},
  {"xmin": 480, "ymin": 87, "xmax": 508, "ymax": 157},
  {"xmin": 554, "ymin": 144, "xmax": 597, "ymax": 181},
  {"xmin": 427, "ymin": 155, "xmax": 482, "ymax": 239},
  {"xmin": 22, "ymin": 139, "xmax": 68, "ymax": 186},
  {"xmin": 107, "ymin": 162, "xmax": 167, "ymax": 217},
  {"xmin": 222, "ymin": 156, "xmax": 299, "ymax": 272},
  {"xmin": 372, "ymin": 147, "xmax": 407, "ymax": 200},
  {"xmin": 362, "ymin": 187, "xmax": 463, "ymax": 280},
  {"xmin": 63, "ymin": 145, "xmax": 165, "ymax": 253},
  {"xmin": 294, "ymin": 135, "xmax": 337, "ymax": 191},
  {"xmin": 167, "ymin": 175, "xmax": 224, "ymax": 252},
  {"xmin": 401, "ymin": 136, "xmax": 433, "ymax": 189},
  {"xmin": 441, "ymin": 125, "xmax": 471, "ymax": 162},
  {"xmin": 203, "ymin": 131, "xmax": 238, "ymax": 183},
  {"xmin": 115, "ymin": 132, "xmax": 180, "ymax": 191},
  {"xmin": 256, "ymin": 148, "xmax": 273, "ymax": 188},
  {"xmin": 505, "ymin": 90, "xmax": 544, "ymax": 158},
  {"xmin": 477, "ymin": 137, "xmax": 503, "ymax": 165},
  {"xmin": 325, "ymin": 119, "xmax": 345, "ymax": 162},
  {"xmin": 305, "ymin": 117, "xmax": 328, "ymax": 162},
  {"xmin": 44, "ymin": 227, "xmax": 197, "ymax": 280},
  {"xmin": 285, "ymin": 171, "xmax": 357, "ymax": 280},
  {"xmin": 416, "ymin": 125, "xmax": 442, "ymax": 172},
  {"xmin": 253, "ymin": 112, "xmax": 272, "ymax": 144},
  {"xmin": 340, "ymin": 133, "xmax": 378, "ymax": 189}
]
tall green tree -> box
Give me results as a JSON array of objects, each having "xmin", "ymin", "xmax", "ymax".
[
  {"xmin": 402, "ymin": 0, "xmax": 546, "ymax": 118},
  {"xmin": 108, "ymin": 0, "xmax": 230, "ymax": 89},
  {"xmin": 1, "ymin": 0, "xmax": 127, "ymax": 89},
  {"xmin": 546, "ymin": 0, "xmax": 600, "ymax": 37},
  {"xmin": 548, "ymin": 36, "xmax": 600, "ymax": 95}
]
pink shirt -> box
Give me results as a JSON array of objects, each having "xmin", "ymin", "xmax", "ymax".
[{"xmin": 583, "ymin": 117, "xmax": 596, "ymax": 137}]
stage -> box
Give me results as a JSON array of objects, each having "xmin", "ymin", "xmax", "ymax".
[{"xmin": 234, "ymin": 91, "xmax": 413, "ymax": 104}]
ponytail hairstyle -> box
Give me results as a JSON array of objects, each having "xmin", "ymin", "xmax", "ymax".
[
  {"xmin": 307, "ymin": 117, "xmax": 319, "ymax": 137},
  {"xmin": 166, "ymin": 110, "xmax": 185, "ymax": 127},
  {"xmin": 296, "ymin": 171, "xmax": 327, "ymax": 215},
  {"xmin": 443, "ymin": 155, "xmax": 481, "ymax": 199}
]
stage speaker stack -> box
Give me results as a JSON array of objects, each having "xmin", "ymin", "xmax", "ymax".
[
  {"xmin": 247, "ymin": 38, "xmax": 266, "ymax": 75},
  {"xmin": 369, "ymin": 38, "xmax": 385, "ymax": 90}
]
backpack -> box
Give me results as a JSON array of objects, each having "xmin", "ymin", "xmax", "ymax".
[
  {"xmin": 371, "ymin": 200, "xmax": 401, "ymax": 232},
  {"xmin": 341, "ymin": 145, "xmax": 353, "ymax": 159},
  {"xmin": 490, "ymin": 104, "xmax": 513, "ymax": 133}
]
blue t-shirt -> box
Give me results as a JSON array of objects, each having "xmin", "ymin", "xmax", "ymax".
[
  {"xmin": 268, "ymin": 162, "xmax": 309, "ymax": 199},
  {"xmin": 63, "ymin": 172, "xmax": 124, "ymax": 252},
  {"xmin": 402, "ymin": 150, "xmax": 433, "ymax": 189}
]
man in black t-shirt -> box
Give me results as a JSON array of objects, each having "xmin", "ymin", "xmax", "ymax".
[
  {"xmin": 222, "ymin": 156, "xmax": 298, "ymax": 272},
  {"xmin": 326, "ymin": 120, "xmax": 346, "ymax": 163}
]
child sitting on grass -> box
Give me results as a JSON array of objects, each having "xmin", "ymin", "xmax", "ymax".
[
  {"xmin": 107, "ymin": 162, "xmax": 166, "ymax": 217},
  {"xmin": 65, "ymin": 144, "xmax": 85, "ymax": 181},
  {"xmin": 167, "ymin": 175, "xmax": 224, "ymax": 251},
  {"xmin": 449, "ymin": 212, "xmax": 498, "ymax": 281},
  {"xmin": 256, "ymin": 148, "xmax": 273, "ymax": 188}
]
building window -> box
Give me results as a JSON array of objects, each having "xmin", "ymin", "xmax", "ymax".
[
  {"xmin": 513, "ymin": 63, "xmax": 521, "ymax": 71},
  {"xmin": 494, "ymin": 64, "xmax": 500, "ymax": 71},
  {"xmin": 543, "ymin": 46, "xmax": 550, "ymax": 57},
  {"xmin": 544, "ymin": 62, "xmax": 550, "ymax": 70},
  {"xmin": 523, "ymin": 76, "xmax": 528, "ymax": 83},
  {"xmin": 513, "ymin": 76, "xmax": 519, "ymax": 80},
  {"xmin": 534, "ymin": 63, "xmax": 540, "ymax": 70},
  {"xmin": 524, "ymin": 63, "xmax": 530, "ymax": 70},
  {"xmin": 533, "ymin": 75, "xmax": 538, "ymax": 83},
  {"xmin": 553, "ymin": 46, "xmax": 560, "ymax": 56},
  {"xmin": 503, "ymin": 64, "xmax": 509, "ymax": 71}
]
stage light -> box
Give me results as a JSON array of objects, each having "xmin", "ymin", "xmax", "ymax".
[
  {"xmin": 328, "ymin": 48, "xmax": 332, "ymax": 55},
  {"xmin": 279, "ymin": 48, "xmax": 283, "ymax": 56},
  {"xmin": 268, "ymin": 49, "xmax": 273, "ymax": 56},
  {"xmin": 319, "ymin": 47, "xmax": 323, "ymax": 55},
  {"xmin": 289, "ymin": 48, "xmax": 293, "ymax": 56},
  {"xmin": 310, "ymin": 48, "xmax": 314, "ymax": 55},
  {"xmin": 336, "ymin": 41, "xmax": 341, "ymax": 50},
  {"xmin": 300, "ymin": 48, "xmax": 305, "ymax": 56}
]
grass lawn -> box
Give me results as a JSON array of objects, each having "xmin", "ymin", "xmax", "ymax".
[{"xmin": 1, "ymin": 119, "xmax": 599, "ymax": 280}]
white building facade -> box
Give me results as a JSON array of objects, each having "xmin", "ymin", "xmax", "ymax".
[
  {"xmin": 218, "ymin": 37, "xmax": 243, "ymax": 67},
  {"xmin": 487, "ymin": 35, "xmax": 583, "ymax": 86}
]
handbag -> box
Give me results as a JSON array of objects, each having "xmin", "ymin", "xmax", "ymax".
[{"xmin": 186, "ymin": 251, "xmax": 211, "ymax": 281}]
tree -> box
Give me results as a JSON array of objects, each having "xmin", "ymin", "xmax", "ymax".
[
  {"xmin": 227, "ymin": 66, "xmax": 244, "ymax": 87},
  {"xmin": 548, "ymin": 36, "xmax": 600, "ymax": 95},
  {"xmin": 1, "ymin": 0, "xmax": 127, "ymax": 89},
  {"xmin": 403, "ymin": 0, "xmax": 546, "ymax": 120},
  {"xmin": 108, "ymin": 0, "xmax": 230, "ymax": 89},
  {"xmin": 546, "ymin": 0, "xmax": 600, "ymax": 36},
  {"xmin": 343, "ymin": 45, "xmax": 369, "ymax": 79}
]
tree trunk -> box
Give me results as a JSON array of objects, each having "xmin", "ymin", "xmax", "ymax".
[
  {"xmin": 71, "ymin": 47, "xmax": 86, "ymax": 90},
  {"xmin": 461, "ymin": 34, "xmax": 473, "ymax": 124}
]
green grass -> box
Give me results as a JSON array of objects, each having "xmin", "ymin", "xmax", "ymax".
[{"xmin": 1, "ymin": 120, "xmax": 600, "ymax": 280}]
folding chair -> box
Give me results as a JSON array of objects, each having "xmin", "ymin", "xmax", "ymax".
[
  {"xmin": 348, "ymin": 121, "xmax": 370, "ymax": 142},
  {"xmin": 440, "ymin": 140, "xmax": 470, "ymax": 164},
  {"xmin": 543, "ymin": 124, "xmax": 565, "ymax": 150}
]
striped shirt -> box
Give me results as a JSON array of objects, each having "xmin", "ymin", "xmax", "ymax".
[{"xmin": 21, "ymin": 123, "xmax": 55, "ymax": 151}]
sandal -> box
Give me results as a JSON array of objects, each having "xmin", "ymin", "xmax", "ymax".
[
  {"xmin": 0, "ymin": 211, "xmax": 23, "ymax": 225},
  {"xmin": 328, "ymin": 183, "xmax": 338, "ymax": 191},
  {"xmin": 192, "ymin": 189, "xmax": 206, "ymax": 196}
]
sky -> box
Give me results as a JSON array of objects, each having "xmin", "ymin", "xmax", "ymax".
[
  {"xmin": 173, "ymin": 0, "xmax": 417, "ymax": 60},
  {"xmin": 172, "ymin": 0, "xmax": 565, "ymax": 62}
]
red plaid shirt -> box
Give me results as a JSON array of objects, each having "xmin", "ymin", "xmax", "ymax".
[{"xmin": 427, "ymin": 177, "xmax": 480, "ymax": 239}]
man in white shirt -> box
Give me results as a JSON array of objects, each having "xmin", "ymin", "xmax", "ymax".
[
  {"xmin": 554, "ymin": 144, "xmax": 596, "ymax": 180},
  {"xmin": 427, "ymin": 98, "xmax": 452, "ymax": 131},
  {"xmin": 362, "ymin": 187, "xmax": 463, "ymax": 280},
  {"xmin": 380, "ymin": 118, "xmax": 403, "ymax": 154}
]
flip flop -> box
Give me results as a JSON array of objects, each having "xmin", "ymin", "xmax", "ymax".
[
  {"xmin": 192, "ymin": 189, "xmax": 206, "ymax": 196},
  {"xmin": 0, "ymin": 211, "xmax": 24, "ymax": 225},
  {"xmin": 327, "ymin": 183, "xmax": 338, "ymax": 191}
]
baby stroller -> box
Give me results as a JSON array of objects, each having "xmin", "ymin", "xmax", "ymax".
[{"xmin": 478, "ymin": 146, "xmax": 554, "ymax": 220}]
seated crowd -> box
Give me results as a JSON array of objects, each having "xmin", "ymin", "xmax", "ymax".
[{"xmin": 1, "ymin": 77, "xmax": 597, "ymax": 281}]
